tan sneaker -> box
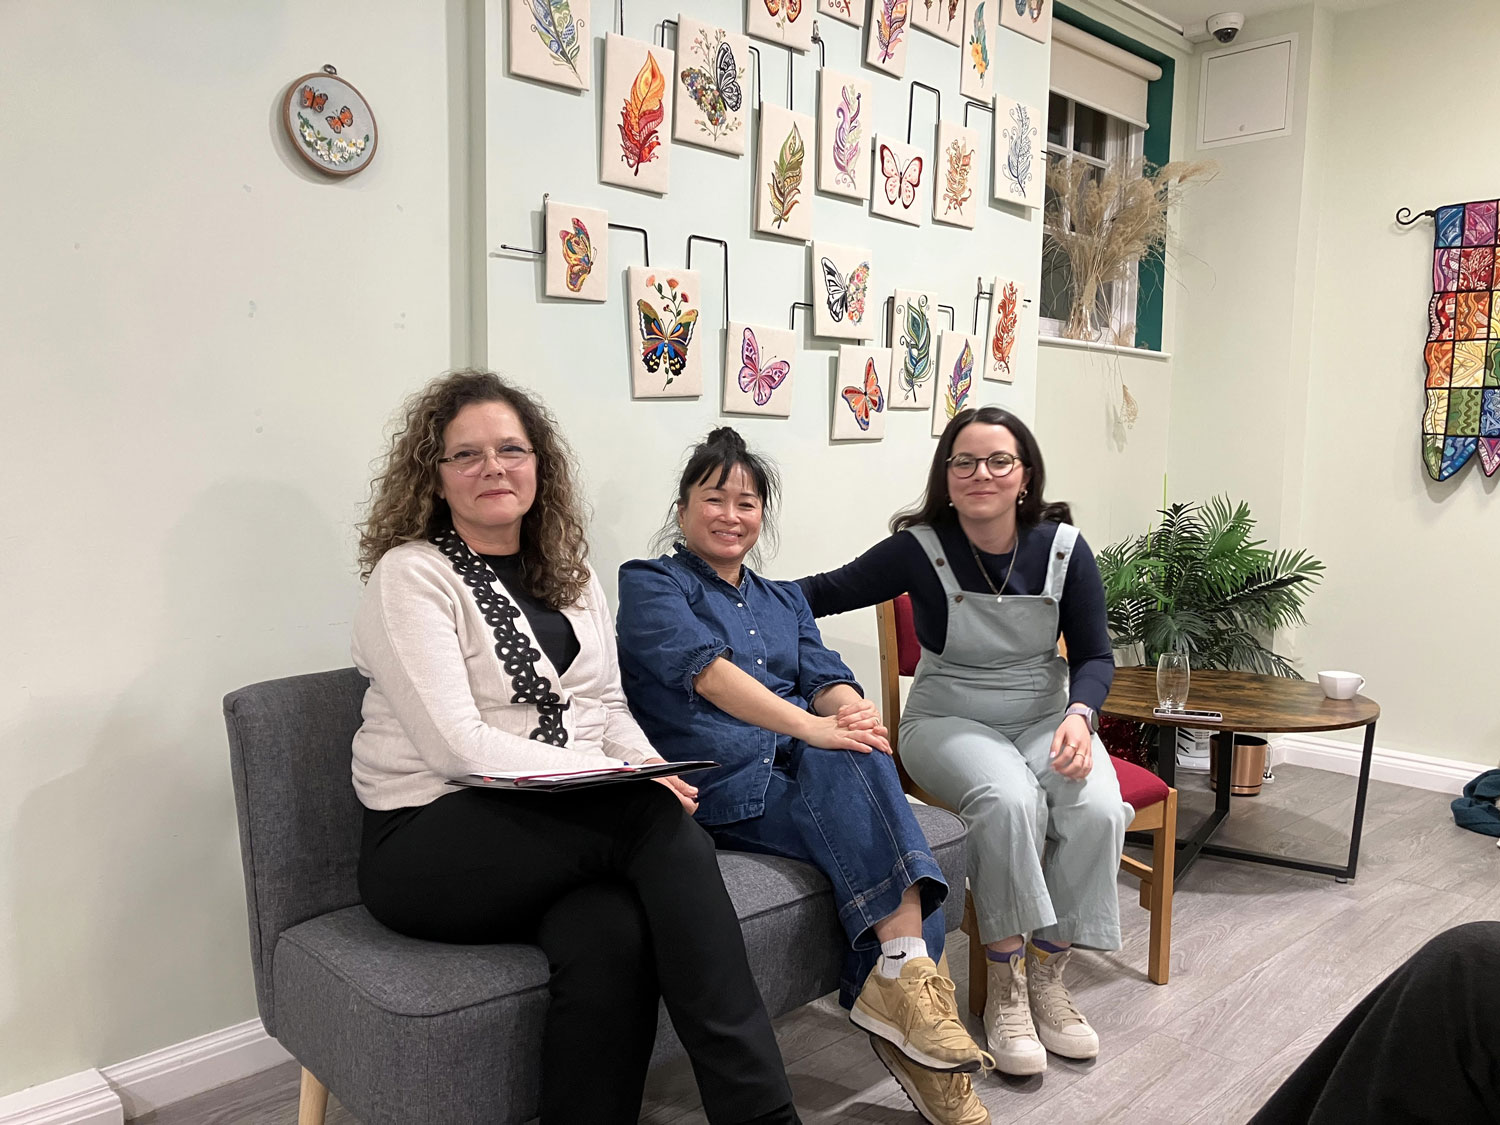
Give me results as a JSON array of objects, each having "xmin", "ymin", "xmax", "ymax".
[
  {"xmin": 1026, "ymin": 943, "xmax": 1099, "ymax": 1060},
  {"xmin": 850, "ymin": 957, "xmax": 993, "ymax": 1073},
  {"xmin": 869, "ymin": 1034, "xmax": 991, "ymax": 1125},
  {"xmin": 983, "ymin": 950, "xmax": 1047, "ymax": 1076}
]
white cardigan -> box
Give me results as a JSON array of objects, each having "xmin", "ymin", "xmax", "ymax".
[{"xmin": 351, "ymin": 531, "xmax": 658, "ymax": 809}]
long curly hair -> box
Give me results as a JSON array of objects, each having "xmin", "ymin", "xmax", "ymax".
[{"xmin": 358, "ymin": 370, "xmax": 591, "ymax": 608}]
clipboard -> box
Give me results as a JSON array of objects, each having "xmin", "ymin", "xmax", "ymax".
[{"xmin": 448, "ymin": 760, "xmax": 718, "ymax": 793}]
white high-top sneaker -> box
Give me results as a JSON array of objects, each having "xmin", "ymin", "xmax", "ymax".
[
  {"xmin": 1025, "ymin": 943, "xmax": 1100, "ymax": 1060},
  {"xmin": 983, "ymin": 950, "xmax": 1047, "ymax": 1076}
]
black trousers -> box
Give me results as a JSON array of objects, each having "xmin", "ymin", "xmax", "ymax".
[
  {"xmin": 1252, "ymin": 921, "xmax": 1500, "ymax": 1124},
  {"xmin": 358, "ymin": 782, "xmax": 796, "ymax": 1125}
]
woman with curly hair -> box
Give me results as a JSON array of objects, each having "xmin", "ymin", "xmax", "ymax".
[{"xmin": 351, "ymin": 371, "xmax": 798, "ymax": 1125}]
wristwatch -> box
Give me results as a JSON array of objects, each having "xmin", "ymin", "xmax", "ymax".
[{"xmin": 1064, "ymin": 703, "xmax": 1099, "ymax": 733}]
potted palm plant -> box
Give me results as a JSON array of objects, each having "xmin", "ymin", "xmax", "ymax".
[{"xmin": 1095, "ymin": 497, "xmax": 1325, "ymax": 786}]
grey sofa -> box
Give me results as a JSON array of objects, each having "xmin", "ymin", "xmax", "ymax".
[{"xmin": 224, "ymin": 667, "xmax": 969, "ymax": 1124}]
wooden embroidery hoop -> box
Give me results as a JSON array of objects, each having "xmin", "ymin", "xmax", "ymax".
[{"xmin": 282, "ymin": 65, "xmax": 379, "ymax": 178}]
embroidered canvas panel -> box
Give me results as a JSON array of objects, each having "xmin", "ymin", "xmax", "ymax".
[
  {"xmin": 747, "ymin": 0, "xmax": 815, "ymax": 51},
  {"xmin": 865, "ymin": 0, "xmax": 911, "ymax": 77},
  {"xmin": 914, "ymin": 0, "xmax": 965, "ymax": 44},
  {"xmin": 813, "ymin": 241, "xmax": 874, "ymax": 340},
  {"xmin": 601, "ymin": 35, "xmax": 674, "ymax": 193},
  {"xmin": 755, "ymin": 104, "xmax": 815, "ymax": 241},
  {"xmin": 1422, "ymin": 199, "xmax": 1500, "ymax": 479},
  {"xmin": 999, "ymin": 0, "xmax": 1051, "ymax": 43},
  {"xmin": 872, "ymin": 135, "xmax": 926, "ymax": 226},
  {"xmin": 817, "ymin": 69, "xmax": 872, "ymax": 201},
  {"xmin": 932, "ymin": 121, "xmax": 979, "ymax": 229},
  {"xmin": 832, "ymin": 345, "xmax": 893, "ymax": 440},
  {"xmin": 509, "ymin": 0, "xmax": 591, "ymax": 90},
  {"xmin": 984, "ymin": 274, "xmax": 1027, "ymax": 381},
  {"xmin": 673, "ymin": 17, "xmax": 750, "ymax": 155},
  {"xmin": 818, "ymin": 0, "xmax": 863, "ymax": 29},
  {"xmin": 933, "ymin": 331, "xmax": 980, "ymax": 435},
  {"xmin": 725, "ymin": 322, "xmax": 796, "ymax": 416},
  {"xmin": 544, "ymin": 200, "xmax": 609, "ymax": 301},
  {"xmin": 959, "ymin": 0, "xmax": 995, "ymax": 102},
  {"xmin": 890, "ymin": 289, "xmax": 939, "ymax": 409},
  {"xmin": 628, "ymin": 267, "xmax": 702, "ymax": 397},
  {"xmin": 994, "ymin": 95, "xmax": 1043, "ymax": 209}
]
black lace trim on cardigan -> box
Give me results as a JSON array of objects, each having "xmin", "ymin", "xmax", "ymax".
[{"xmin": 430, "ymin": 525, "xmax": 570, "ymax": 747}]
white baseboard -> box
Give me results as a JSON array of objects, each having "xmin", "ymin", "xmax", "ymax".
[
  {"xmin": 0, "ymin": 1070, "xmax": 122, "ymax": 1125},
  {"xmin": 1273, "ymin": 733, "xmax": 1479, "ymax": 795},
  {"xmin": 100, "ymin": 1018, "xmax": 291, "ymax": 1119}
]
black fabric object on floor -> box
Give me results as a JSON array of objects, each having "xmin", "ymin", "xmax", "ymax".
[{"xmin": 1251, "ymin": 921, "xmax": 1500, "ymax": 1124}]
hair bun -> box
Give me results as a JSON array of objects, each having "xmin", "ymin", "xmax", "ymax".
[{"xmin": 705, "ymin": 426, "xmax": 747, "ymax": 453}]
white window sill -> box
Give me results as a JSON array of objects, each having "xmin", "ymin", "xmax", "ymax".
[{"xmin": 1038, "ymin": 335, "xmax": 1172, "ymax": 361}]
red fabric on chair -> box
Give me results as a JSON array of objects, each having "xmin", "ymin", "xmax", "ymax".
[
  {"xmin": 1112, "ymin": 755, "xmax": 1169, "ymax": 810},
  {"xmin": 893, "ymin": 594, "xmax": 921, "ymax": 677}
]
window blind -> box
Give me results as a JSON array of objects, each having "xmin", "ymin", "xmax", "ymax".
[{"xmin": 1050, "ymin": 21, "xmax": 1162, "ymax": 129}]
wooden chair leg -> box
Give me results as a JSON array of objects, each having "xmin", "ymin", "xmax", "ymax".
[
  {"xmin": 961, "ymin": 892, "xmax": 987, "ymax": 1017},
  {"xmin": 298, "ymin": 1067, "xmax": 329, "ymax": 1125},
  {"xmin": 1146, "ymin": 790, "xmax": 1177, "ymax": 985}
]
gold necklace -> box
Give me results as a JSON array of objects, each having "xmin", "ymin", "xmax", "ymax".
[{"xmin": 968, "ymin": 528, "xmax": 1022, "ymax": 604}]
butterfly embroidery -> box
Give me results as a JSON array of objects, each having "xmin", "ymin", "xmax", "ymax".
[
  {"xmin": 638, "ymin": 300, "xmax": 699, "ymax": 377},
  {"xmin": 300, "ymin": 86, "xmax": 328, "ymax": 113},
  {"xmin": 558, "ymin": 218, "xmax": 594, "ymax": 292},
  {"xmin": 325, "ymin": 106, "xmax": 355, "ymax": 134},
  {"xmin": 680, "ymin": 40, "xmax": 743, "ymax": 128},
  {"xmin": 880, "ymin": 144, "xmax": 923, "ymax": 209},
  {"xmin": 738, "ymin": 327, "xmax": 790, "ymax": 407},
  {"xmin": 841, "ymin": 357, "xmax": 885, "ymax": 430},
  {"xmin": 821, "ymin": 257, "xmax": 870, "ymax": 324},
  {"xmin": 764, "ymin": 0, "xmax": 804, "ymax": 22}
]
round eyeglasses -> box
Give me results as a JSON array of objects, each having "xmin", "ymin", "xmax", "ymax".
[
  {"xmin": 436, "ymin": 445, "xmax": 535, "ymax": 476},
  {"xmin": 947, "ymin": 452, "xmax": 1024, "ymax": 479}
]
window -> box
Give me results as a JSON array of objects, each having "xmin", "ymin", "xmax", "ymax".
[{"xmin": 1038, "ymin": 93, "xmax": 1146, "ymax": 343}]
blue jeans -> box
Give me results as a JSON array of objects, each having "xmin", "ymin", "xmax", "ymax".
[{"xmin": 708, "ymin": 743, "xmax": 949, "ymax": 1008}]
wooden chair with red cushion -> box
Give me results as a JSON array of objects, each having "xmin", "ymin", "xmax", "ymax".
[{"xmin": 876, "ymin": 595, "xmax": 1176, "ymax": 1014}]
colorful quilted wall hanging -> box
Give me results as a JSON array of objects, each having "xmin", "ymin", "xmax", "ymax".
[{"xmin": 1420, "ymin": 199, "xmax": 1500, "ymax": 479}]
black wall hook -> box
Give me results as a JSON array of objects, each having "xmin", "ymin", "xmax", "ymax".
[
  {"xmin": 655, "ymin": 17, "xmax": 677, "ymax": 46},
  {"xmin": 1395, "ymin": 207, "xmax": 1437, "ymax": 227},
  {"xmin": 811, "ymin": 22, "xmax": 826, "ymax": 68},
  {"xmin": 789, "ymin": 301, "xmax": 815, "ymax": 330},
  {"xmin": 609, "ymin": 222, "xmax": 651, "ymax": 266},
  {"xmin": 938, "ymin": 303, "xmax": 956, "ymax": 329},
  {"xmin": 746, "ymin": 44, "xmax": 764, "ymax": 110},
  {"xmin": 686, "ymin": 235, "xmax": 731, "ymax": 323},
  {"xmin": 908, "ymin": 81, "xmax": 941, "ymax": 144},
  {"xmin": 963, "ymin": 99, "xmax": 993, "ymax": 129},
  {"xmin": 494, "ymin": 192, "xmax": 551, "ymax": 257}
]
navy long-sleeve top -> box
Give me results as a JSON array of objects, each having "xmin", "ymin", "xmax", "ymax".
[{"xmin": 796, "ymin": 520, "xmax": 1115, "ymax": 712}]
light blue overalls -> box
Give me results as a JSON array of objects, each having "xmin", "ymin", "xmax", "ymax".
[{"xmin": 898, "ymin": 523, "xmax": 1132, "ymax": 948}]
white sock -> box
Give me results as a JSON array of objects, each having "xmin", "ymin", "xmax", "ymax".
[{"xmin": 878, "ymin": 936, "xmax": 928, "ymax": 977}]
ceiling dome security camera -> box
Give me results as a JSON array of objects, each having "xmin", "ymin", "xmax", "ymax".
[{"xmin": 1207, "ymin": 12, "xmax": 1244, "ymax": 43}]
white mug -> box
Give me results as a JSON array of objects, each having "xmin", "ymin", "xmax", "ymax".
[{"xmin": 1318, "ymin": 670, "xmax": 1365, "ymax": 700}]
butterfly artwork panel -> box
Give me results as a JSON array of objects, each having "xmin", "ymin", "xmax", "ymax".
[
  {"xmin": 959, "ymin": 0, "xmax": 995, "ymax": 102},
  {"xmin": 508, "ymin": 0, "xmax": 591, "ymax": 90},
  {"xmin": 932, "ymin": 331, "xmax": 980, "ymax": 436},
  {"xmin": 999, "ymin": 0, "xmax": 1051, "ymax": 43},
  {"xmin": 755, "ymin": 104, "xmax": 815, "ymax": 241},
  {"xmin": 864, "ymin": 0, "xmax": 911, "ymax": 77},
  {"xmin": 673, "ymin": 17, "xmax": 750, "ymax": 155},
  {"xmin": 544, "ymin": 200, "xmax": 609, "ymax": 300},
  {"xmin": 747, "ymin": 0, "xmax": 815, "ymax": 51},
  {"xmin": 932, "ymin": 121, "xmax": 979, "ymax": 229},
  {"xmin": 984, "ymin": 274, "xmax": 1032, "ymax": 382},
  {"xmin": 870, "ymin": 135, "xmax": 926, "ymax": 226},
  {"xmin": 994, "ymin": 95, "xmax": 1044, "ymax": 209},
  {"xmin": 818, "ymin": 0, "xmax": 863, "ymax": 29},
  {"xmin": 282, "ymin": 71, "xmax": 378, "ymax": 177},
  {"xmin": 601, "ymin": 35, "xmax": 674, "ymax": 193},
  {"xmin": 890, "ymin": 289, "xmax": 939, "ymax": 410},
  {"xmin": 724, "ymin": 322, "xmax": 797, "ymax": 416},
  {"xmin": 832, "ymin": 345, "xmax": 893, "ymax": 440},
  {"xmin": 817, "ymin": 69, "xmax": 872, "ymax": 201},
  {"xmin": 628, "ymin": 267, "xmax": 703, "ymax": 397},
  {"xmin": 812, "ymin": 242, "xmax": 874, "ymax": 340}
]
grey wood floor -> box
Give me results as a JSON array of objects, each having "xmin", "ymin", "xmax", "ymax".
[{"xmin": 139, "ymin": 766, "xmax": 1498, "ymax": 1125}]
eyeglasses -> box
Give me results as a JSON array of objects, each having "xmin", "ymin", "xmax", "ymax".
[
  {"xmin": 436, "ymin": 444, "xmax": 535, "ymax": 476},
  {"xmin": 947, "ymin": 452, "xmax": 1024, "ymax": 479}
]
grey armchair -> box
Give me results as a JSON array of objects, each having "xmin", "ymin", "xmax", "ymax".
[{"xmin": 224, "ymin": 668, "xmax": 969, "ymax": 1124}]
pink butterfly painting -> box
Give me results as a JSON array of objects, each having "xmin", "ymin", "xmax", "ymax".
[
  {"xmin": 725, "ymin": 322, "xmax": 795, "ymax": 416},
  {"xmin": 872, "ymin": 137, "xmax": 925, "ymax": 225},
  {"xmin": 740, "ymin": 327, "xmax": 790, "ymax": 404}
]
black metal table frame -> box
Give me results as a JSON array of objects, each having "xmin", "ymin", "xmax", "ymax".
[{"xmin": 1125, "ymin": 720, "xmax": 1379, "ymax": 882}]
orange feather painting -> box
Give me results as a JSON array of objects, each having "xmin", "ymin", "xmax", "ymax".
[
  {"xmin": 985, "ymin": 274, "xmax": 1033, "ymax": 383},
  {"xmin": 601, "ymin": 35, "xmax": 673, "ymax": 193},
  {"xmin": 932, "ymin": 121, "xmax": 979, "ymax": 229}
]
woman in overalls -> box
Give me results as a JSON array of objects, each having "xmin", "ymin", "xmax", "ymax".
[{"xmin": 798, "ymin": 407, "xmax": 1131, "ymax": 1077}]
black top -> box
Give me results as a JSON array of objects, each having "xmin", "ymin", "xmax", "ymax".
[
  {"xmin": 478, "ymin": 553, "xmax": 580, "ymax": 674},
  {"xmin": 795, "ymin": 521, "xmax": 1114, "ymax": 711}
]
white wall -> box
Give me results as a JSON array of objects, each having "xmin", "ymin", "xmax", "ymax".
[{"xmin": 0, "ymin": 0, "xmax": 464, "ymax": 1093}]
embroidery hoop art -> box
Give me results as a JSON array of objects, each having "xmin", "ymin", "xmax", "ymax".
[{"xmin": 282, "ymin": 65, "xmax": 379, "ymax": 177}]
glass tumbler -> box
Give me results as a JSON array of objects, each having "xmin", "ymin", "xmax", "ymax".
[{"xmin": 1156, "ymin": 651, "xmax": 1190, "ymax": 710}]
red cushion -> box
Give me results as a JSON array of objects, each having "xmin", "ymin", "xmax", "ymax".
[
  {"xmin": 1112, "ymin": 755, "xmax": 1169, "ymax": 809},
  {"xmin": 893, "ymin": 594, "xmax": 920, "ymax": 677}
]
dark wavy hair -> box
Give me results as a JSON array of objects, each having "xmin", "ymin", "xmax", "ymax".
[
  {"xmin": 651, "ymin": 427, "xmax": 782, "ymax": 564},
  {"xmin": 891, "ymin": 406, "xmax": 1072, "ymax": 533},
  {"xmin": 358, "ymin": 370, "xmax": 591, "ymax": 608}
]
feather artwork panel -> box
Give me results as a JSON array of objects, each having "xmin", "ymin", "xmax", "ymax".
[
  {"xmin": 985, "ymin": 274, "xmax": 1035, "ymax": 383},
  {"xmin": 509, "ymin": 0, "xmax": 591, "ymax": 90},
  {"xmin": 672, "ymin": 16, "xmax": 750, "ymax": 155},
  {"xmin": 890, "ymin": 289, "xmax": 939, "ymax": 410},
  {"xmin": 818, "ymin": 0, "xmax": 863, "ymax": 29},
  {"xmin": 755, "ymin": 104, "xmax": 815, "ymax": 241},
  {"xmin": 915, "ymin": 0, "xmax": 966, "ymax": 45},
  {"xmin": 870, "ymin": 134, "xmax": 926, "ymax": 226},
  {"xmin": 544, "ymin": 200, "xmax": 609, "ymax": 301},
  {"xmin": 812, "ymin": 241, "xmax": 874, "ymax": 340},
  {"xmin": 601, "ymin": 35, "xmax": 674, "ymax": 193},
  {"xmin": 932, "ymin": 121, "xmax": 979, "ymax": 229},
  {"xmin": 933, "ymin": 331, "xmax": 979, "ymax": 435},
  {"xmin": 959, "ymin": 0, "xmax": 994, "ymax": 101},
  {"xmin": 999, "ymin": 0, "xmax": 1051, "ymax": 43},
  {"xmin": 994, "ymin": 95, "xmax": 1044, "ymax": 208},
  {"xmin": 627, "ymin": 266, "xmax": 703, "ymax": 397},
  {"xmin": 747, "ymin": 0, "xmax": 814, "ymax": 51},
  {"xmin": 832, "ymin": 344, "xmax": 893, "ymax": 440},
  {"xmin": 724, "ymin": 322, "xmax": 797, "ymax": 416},
  {"xmin": 817, "ymin": 69, "xmax": 872, "ymax": 201},
  {"xmin": 864, "ymin": 0, "xmax": 910, "ymax": 77}
]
